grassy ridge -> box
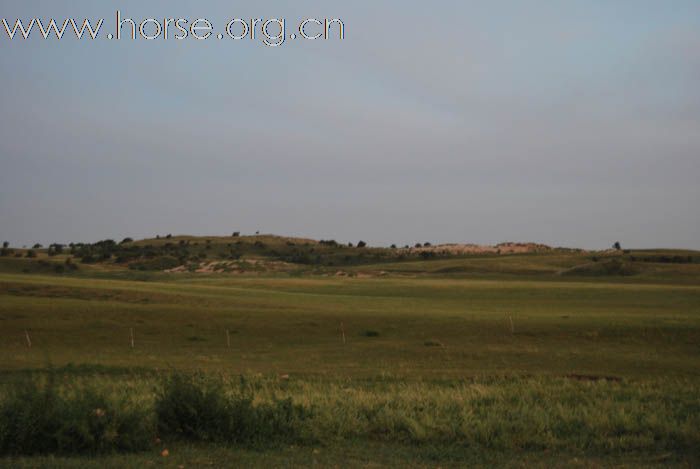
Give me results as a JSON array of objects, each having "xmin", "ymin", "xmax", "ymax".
[{"xmin": 1, "ymin": 273, "xmax": 698, "ymax": 378}]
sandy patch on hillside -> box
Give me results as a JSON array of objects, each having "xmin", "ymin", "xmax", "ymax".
[{"xmin": 165, "ymin": 259, "xmax": 297, "ymax": 274}]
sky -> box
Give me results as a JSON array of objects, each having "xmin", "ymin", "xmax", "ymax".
[{"xmin": 1, "ymin": 0, "xmax": 699, "ymax": 249}]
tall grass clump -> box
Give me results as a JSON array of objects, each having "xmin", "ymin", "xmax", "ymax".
[
  {"xmin": 0, "ymin": 373, "xmax": 153, "ymax": 455},
  {"xmin": 155, "ymin": 373, "xmax": 310, "ymax": 447}
]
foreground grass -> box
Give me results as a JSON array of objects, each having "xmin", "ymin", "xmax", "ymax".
[
  {"xmin": 4, "ymin": 442, "xmax": 697, "ymax": 468},
  {"xmin": 0, "ymin": 370, "xmax": 698, "ymax": 465}
]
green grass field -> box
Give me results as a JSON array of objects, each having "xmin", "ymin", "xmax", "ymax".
[{"xmin": 1, "ymin": 239, "xmax": 699, "ymax": 467}]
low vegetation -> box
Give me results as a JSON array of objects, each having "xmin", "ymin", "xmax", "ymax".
[
  {"xmin": 155, "ymin": 373, "xmax": 308, "ymax": 447},
  {"xmin": 1, "ymin": 370, "xmax": 698, "ymax": 459},
  {"xmin": 0, "ymin": 372, "xmax": 152, "ymax": 455}
]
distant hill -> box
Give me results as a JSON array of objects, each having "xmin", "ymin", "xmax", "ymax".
[{"xmin": 1, "ymin": 234, "xmax": 698, "ymax": 282}]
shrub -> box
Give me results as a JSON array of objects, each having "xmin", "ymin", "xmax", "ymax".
[
  {"xmin": 357, "ymin": 241, "xmax": 367, "ymax": 248},
  {"xmin": 362, "ymin": 330, "xmax": 380, "ymax": 337},
  {"xmin": 155, "ymin": 373, "xmax": 309, "ymax": 447},
  {"xmin": 155, "ymin": 373, "xmax": 231, "ymax": 442},
  {"xmin": 128, "ymin": 256, "xmax": 181, "ymax": 271},
  {"xmin": 25, "ymin": 250, "xmax": 37, "ymax": 258},
  {"xmin": 65, "ymin": 257, "xmax": 78, "ymax": 270},
  {"xmin": 0, "ymin": 374, "xmax": 153, "ymax": 455},
  {"xmin": 49, "ymin": 244, "xmax": 64, "ymax": 255},
  {"xmin": 81, "ymin": 254, "xmax": 97, "ymax": 264},
  {"xmin": 0, "ymin": 242, "xmax": 12, "ymax": 257}
]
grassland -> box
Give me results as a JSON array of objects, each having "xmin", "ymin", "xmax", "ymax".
[{"xmin": 0, "ymin": 237, "xmax": 699, "ymax": 467}]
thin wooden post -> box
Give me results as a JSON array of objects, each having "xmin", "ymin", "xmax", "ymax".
[
  {"xmin": 226, "ymin": 329, "xmax": 231, "ymax": 349},
  {"xmin": 24, "ymin": 330, "xmax": 32, "ymax": 348},
  {"xmin": 130, "ymin": 327, "xmax": 135, "ymax": 349},
  {"xmin": 509, "ymin": 316, "xmax": 515, "ymax": 335},
  {"xmin": 340, "ymin": 322, "xmax": 346, "ymax": 345}
]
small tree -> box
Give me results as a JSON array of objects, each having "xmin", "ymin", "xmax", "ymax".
[
  {"xmin": 357, "ymin": 241, "xmax": 367, "ymax": 248},
  {"xmin": 613, "ymin": 241, "xmax": 622, "ymax": 251},
  {"xmin": 232, "ymin": 232, "xmax": 240, "ymax": 237},
  {"xmin": 2, "ymin": 241, "xmax": 8, "ymax": 249},
  {"xmin": 32, "ymin": 243, "xmax": 43, "ymax": 249}
]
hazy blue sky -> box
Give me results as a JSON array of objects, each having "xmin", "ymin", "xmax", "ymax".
[{"xmin": 1, "ymin": 0, "xmax": 699, "ymax": 248}]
